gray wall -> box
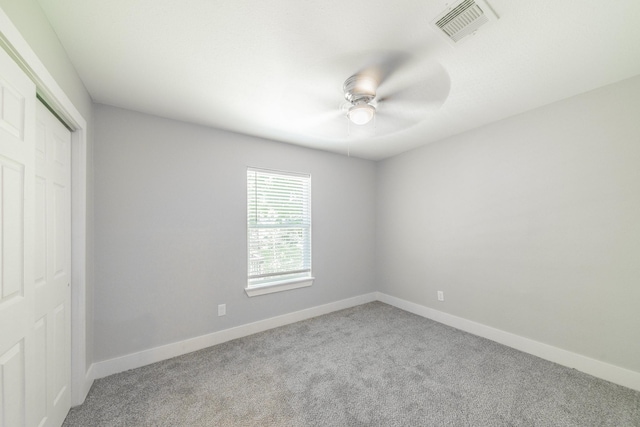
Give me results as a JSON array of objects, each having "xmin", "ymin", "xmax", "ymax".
[
  {"xmin": 93, "ymin": 104, "xmax": 377, "ymax": 361},
  {"xmin": 376, "ymin": 75, "xmax": 640, "ymax": 373},
  {"xmin": 0, "ymin": 1, "xmax": 95, "ymax": 368}
]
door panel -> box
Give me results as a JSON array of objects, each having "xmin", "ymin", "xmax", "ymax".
[
  {"xmin": 0, "ymin": 45, "xmax": 35, "ymax": 427},
  {"xmin": 1, "ymin": 159, "xmax": 26, "ymax": 300},
  {"xmin": 0, "ymin": 341, "xmax": 26, "ymax": 427},
  {"xmin": 34, "ymin": 176, "xmax": 47, "ymax": 287},
  {"xmin": 0, "ymin": 47, "xmax": 71, "ymax": 427},
  {"xmin": 35, "ymin": 100, "xmax": 71, "ymax": 427},
  {"xmin": 33, "ymin": 316, "xmax": 47, "ymax": 425},
  {"xmin": 0, "ymin": 78, "xmax": 26, "ymax": 139}
]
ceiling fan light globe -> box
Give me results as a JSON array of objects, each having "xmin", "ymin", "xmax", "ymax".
[{"xmin": 348, "ymin": 102, "xmax": 375, "ymax": 125}]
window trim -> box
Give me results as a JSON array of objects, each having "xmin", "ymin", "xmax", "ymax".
[
  {"xmin": 244, "ymin": 277, "xmax": 314, "ymax": 297},
  {"xmin": 245, "ymin": 167, "xmax": 313, "ymax": 297}
]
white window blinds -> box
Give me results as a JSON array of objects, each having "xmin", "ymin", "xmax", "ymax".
[{"xmin": 247, "ymin": 168, "xmax": 311, "ymax": 288}]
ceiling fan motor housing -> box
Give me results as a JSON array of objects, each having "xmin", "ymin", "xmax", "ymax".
[
  {"xmin": 343, "ymin": 74, "xmax": 378, "ymax": 104},
  {"xmin": 344, "ymin": 74, "xmax": 378, "ymax": 125}
]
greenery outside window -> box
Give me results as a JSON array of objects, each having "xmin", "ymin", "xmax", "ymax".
[{"xmin": 246, "ymin": 167, "xmax": 313, "ymax": 296}]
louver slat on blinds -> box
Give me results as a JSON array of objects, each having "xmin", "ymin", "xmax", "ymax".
[{"xmin": 247, "ymin": 168, "xmax": 311, "ymax": 287}]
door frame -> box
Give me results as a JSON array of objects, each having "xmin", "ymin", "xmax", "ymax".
[{"xmin": 0, "ymin": 9, "xmax": 91, "ymax": 405}]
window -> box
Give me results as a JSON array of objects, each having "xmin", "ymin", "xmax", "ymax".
[{"xmin": 246, "ymin": 167, "xmax": 313, "ymax": 296}]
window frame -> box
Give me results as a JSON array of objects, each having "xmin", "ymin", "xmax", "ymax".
[{"xmin": 245, "ymin": 167, "xmax": 314, "ymax": 297}]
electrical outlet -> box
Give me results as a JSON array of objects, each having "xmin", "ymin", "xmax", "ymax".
[
  {"xmin": 218, "ymin": 304, "xmax": 226, "ymax": 316},
  {"xmin": 437, "ymin": 291, "xmax": 444, "ymax": 302}
]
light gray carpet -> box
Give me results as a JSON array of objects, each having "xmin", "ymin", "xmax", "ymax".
[{"xmin": 64, "ymin": 302, "xmax": 640, "ymax": 426}]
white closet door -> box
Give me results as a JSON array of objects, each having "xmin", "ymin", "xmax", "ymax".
[
  {"xmin": 0, "ymin": 45, "xmax": 36, "ymax": 427},
  {"xmin": 0, "ymin": 47, "xmax": 71, "ymax": 427},
  {"xmin": 34, "ymin": 101, "xmax": 71, "ymax": 427}
]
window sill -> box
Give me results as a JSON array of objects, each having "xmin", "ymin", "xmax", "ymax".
[{"xmin": 244, "ymin": 277, "xmax": 315, "ymax": 297}]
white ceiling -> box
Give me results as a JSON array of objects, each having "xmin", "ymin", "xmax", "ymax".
[{"xmin": 37, "ymin": 0, "xmax": 640, "ymax": 160}]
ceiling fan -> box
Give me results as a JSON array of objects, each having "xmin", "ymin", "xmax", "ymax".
[
  {"xmin": 342, "ymin": 52, "xmax": 410, "ymax": 127},
  {"xmin": 280, "ymin": 51, "xmax": 450, "ymax": 140}
]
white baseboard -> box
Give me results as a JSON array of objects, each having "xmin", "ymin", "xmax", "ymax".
[
  {"xmin": 92, "ymin": 293, "xmax": 377, "ymax": 380},
  {"xmin": 89, "ymin": 291, "xmax": 640, "ymax": 393},
  {"xmin": 376, "ymin": 292, "xmax": 640, "ymax": 392}
]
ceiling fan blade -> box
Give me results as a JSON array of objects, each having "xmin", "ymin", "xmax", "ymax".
[
  {"xmin": 278, "ymin": 74, "xmax": 343, "ymax": 124},
  {"xmin": 378, "ymin": 97, "xmax": 438, "ymax": 117},
  {"xmin": 373, "ymin": 110, "xmax": 421, "ymax": 135},
  {"xmin": 376, "ymin": 58, "xmax": 450, "ymax": 107},
  {"xmin": 294, "ymin": 109, "xmax": 344, "ymax": 128},
  {"xmin": 354, "ymin": 51, "xmax": 411, "ymax": 88},
  {"xmin": 373, "ymin": 92, "xmax": 447, "ymax": 136}
]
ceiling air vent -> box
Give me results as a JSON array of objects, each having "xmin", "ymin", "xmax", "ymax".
[{"xmin": 431, "ymin": 0, "xmax": 498, "ymax": 44}]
